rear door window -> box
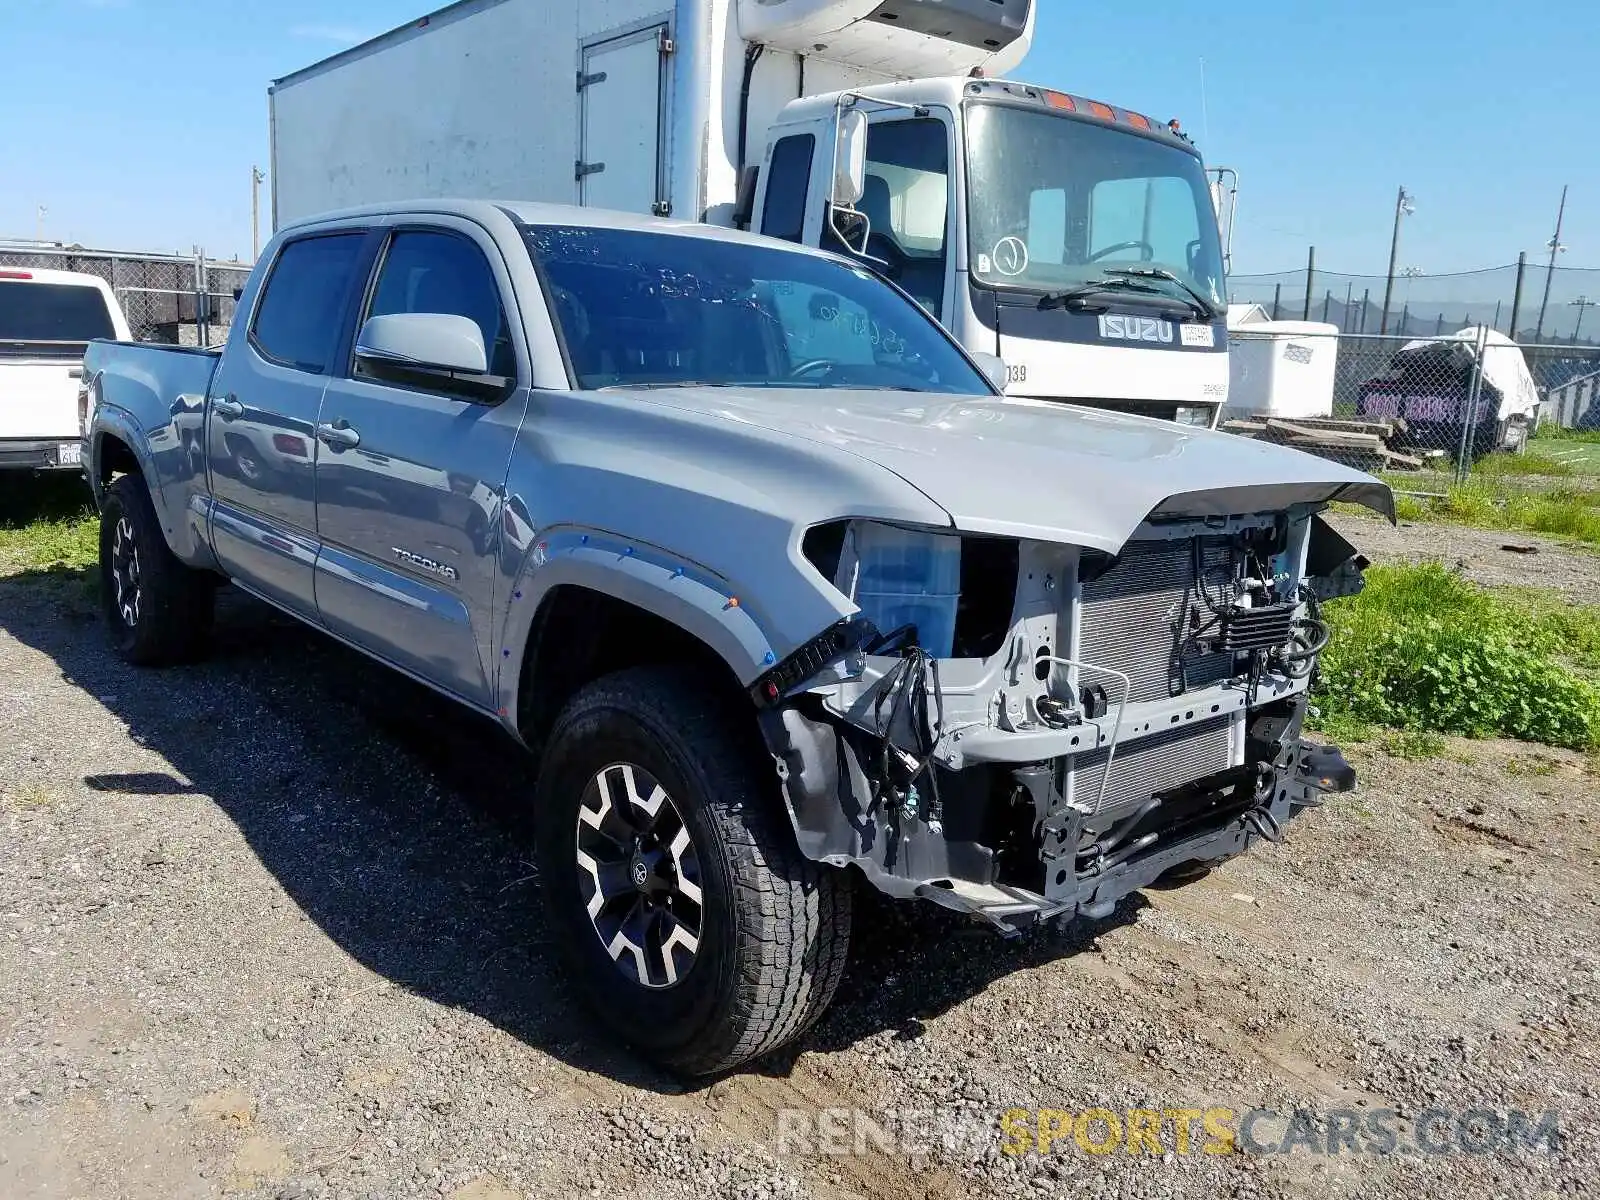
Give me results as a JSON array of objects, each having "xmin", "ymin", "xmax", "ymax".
[{"xmin": 249, "ymin": 233, "xmax": 367, "ymax": 372}]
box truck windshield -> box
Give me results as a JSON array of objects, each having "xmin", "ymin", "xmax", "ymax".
[{"xmin": 964, "ymin": 104, "xmax": 1227, "ymax": 315}]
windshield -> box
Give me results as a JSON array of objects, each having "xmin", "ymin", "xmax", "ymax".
[
  {"xmin": 965, "ymin": 104, "xmax": 1227, "ymax": 311},
  {"xmin": 522, "ymin": 224, "xmax": 991, "ymax": 394},
  {"xmin": 0, "ymin": 280, "xmax": 116, "ymax": 345}
]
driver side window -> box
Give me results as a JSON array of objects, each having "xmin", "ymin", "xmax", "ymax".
[{"xmin": 824, "ymin": 118, "xmax": 950, "ymax": 320}]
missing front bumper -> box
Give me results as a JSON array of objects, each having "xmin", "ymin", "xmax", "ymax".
[{"xmin": 762, "ymin": 700, "xmax": 1359, "ymax": 935}]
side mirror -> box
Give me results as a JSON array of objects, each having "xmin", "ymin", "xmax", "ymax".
[
  {"xmin": 355, "ymin": 312, "xmax": 488, "ymax": 375},
  {"xmin": 832, "ymin": 107, "xmax": 868, "ymax": 209},
  {"xmin": 969, "ymin": 352, "xmax": 1010, "ymax": 393}
]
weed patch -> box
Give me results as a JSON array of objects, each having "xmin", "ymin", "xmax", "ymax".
[
  {"xmin": 1313, "ymin": 563, "xmax": 1600, "ymax": 751},
  {"xmin": 1365, "ymin": 480, "xmax": 1600, "ymax": 547}
]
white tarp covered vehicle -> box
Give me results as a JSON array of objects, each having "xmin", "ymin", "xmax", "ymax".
[{"xmin": 1358, "ymin": 324, "xmax": 1540, "ymax": 457}]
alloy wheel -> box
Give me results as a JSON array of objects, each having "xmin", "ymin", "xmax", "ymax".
[
  {"xmin": 574, "ymin": 762, "xmax": 704, "ymax": 989},
  {"xmin": 110, "ymin": 516, "xmax": 142, "ymax": 628}
]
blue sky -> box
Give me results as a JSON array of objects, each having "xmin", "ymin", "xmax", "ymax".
[{"xmin": 3, "ymin": 0, "xmax": 1596, "ymax": 274}]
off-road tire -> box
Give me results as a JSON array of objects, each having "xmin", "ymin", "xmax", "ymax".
[
  {"xmin": 98, "ymin": 473, "xmax": 215, "ymax": 666},
  {"xmin": 534, "ymin": 665, "xmax": 852, "ymax": 1076}
]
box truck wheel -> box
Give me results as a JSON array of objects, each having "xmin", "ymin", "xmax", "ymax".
[
  {"xmin": 534, "ymin": 665, "xmax": 852, "ymax": 1076},
  {"xmin": 98, "ymin": 474, "xmax": 215, "ymax": 666}
]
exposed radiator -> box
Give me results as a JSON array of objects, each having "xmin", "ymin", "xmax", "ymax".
[
  {"xmin": 1077, "ymin": 537, "xmax": 1239, "ymax": 704},
  {"xmin": 1070, "ymin": 715, "xmax": 1235, "ymax": 817}
]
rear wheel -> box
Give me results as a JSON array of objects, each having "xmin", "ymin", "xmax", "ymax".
[
  {"xmin": 98, "ymin": 474, "xmax": 215, "ymax": 666},
  {"xmin": 534, "ymin": 666, "xmax": 851, "ymax": 1076}
]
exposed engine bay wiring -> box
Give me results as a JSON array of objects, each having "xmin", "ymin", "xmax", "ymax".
[
  {"xmin": 863, "ymin": 625, "xmax": 946, "ymax": 826},
  {"xmin": 1275, "ymin": 584, "xmax": 1331, "ymax": 679}
]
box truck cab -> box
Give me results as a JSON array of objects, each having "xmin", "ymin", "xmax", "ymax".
[
  {"xmin": 747, "ymin": 74, "xmax": 1230, "ymax": 425},
  {"xmin": 268, "ymin": 0, "xmax": 1232, "ymax": 425}
]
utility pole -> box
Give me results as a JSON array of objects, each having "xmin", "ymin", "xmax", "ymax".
[
  {"xmin": 1509, "ymin": 251, "xmax": 1527, "ymax": 339},
  {"xmin": 1571, "ymin": 296, "xmax": 1596, "ymax": 345},
  {"xmin": 1534, "ymin": 184, "xmax": 1568, "ymax": 342},
  {"xmin": 1302, "ymin": 245, "xmax": 1315, "ymax": 320},
  {"xmin": 1379, "ymin": 186, "xmax": 1414, "ymax": 334},
  {"xmin": 251, "ymin": 166, "xmax": 266, "ymax": 260}
]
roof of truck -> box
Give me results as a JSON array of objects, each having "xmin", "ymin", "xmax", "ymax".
[
  {"xmin": 775, "ymin": 75, "xmax": 1200, "ymax": 156},
  {"xmin": 278, "ymin": 198, "xmax": 856, "ymax": 262},
  {"xmin": 0, "ymin": 265, "xmax": 118, "ymax": 290}
]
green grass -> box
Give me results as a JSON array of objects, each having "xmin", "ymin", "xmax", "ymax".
[
  {"xmin": 0, "ymin": 476, "xmax": 98, "ymax": 578},
  {"xmin": 1312, "ymin": 562, "xmax": 1600, "ymax": 751},
  {"xmin": 1532, "ymin": 424, "xmax": 1600, "ymax": 445},
  {"xmin": 1475, "ymin": 450, "xmax": 1580, "ymax": 478}
]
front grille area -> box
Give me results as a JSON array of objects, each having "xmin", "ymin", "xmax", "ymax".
[
  {"xmin": 1070, "ymin": 715, "xmax": 1234, "ymax": 817},
  {"xmin": 1077, "ymin": 537, "xmax": 1239, "ymax": 703}
]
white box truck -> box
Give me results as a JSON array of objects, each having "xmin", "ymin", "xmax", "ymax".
[{"xmin": 269, "ymin": 0, "xmax": 1233, "ymax": 425}]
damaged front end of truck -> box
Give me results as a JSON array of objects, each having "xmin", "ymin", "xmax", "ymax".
[{"xmin": 751, "ymin": 495, "xmax": 1385, "ymax": 933}]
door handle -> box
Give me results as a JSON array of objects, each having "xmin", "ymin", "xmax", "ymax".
[
  {"xmin": 316, "ymin": 420, "xmax": 360, "ymax": 450},
  {"xmin": 212, "ymin": 394, "xmax": 244, "ymax": 419}
]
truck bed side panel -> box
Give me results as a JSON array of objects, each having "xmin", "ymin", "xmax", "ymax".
[{"xmin": 84, "ymin": 341, "xmax": 221, "ymax": 566}]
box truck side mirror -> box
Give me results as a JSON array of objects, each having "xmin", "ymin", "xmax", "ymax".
[{"xmin": 832, "ymin": 107, "xmax": 868, "ymax": 209}]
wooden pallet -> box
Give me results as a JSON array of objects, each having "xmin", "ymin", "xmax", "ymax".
[{"xmin": 1222, "ymin": 415, "xmax": 1424, "ymax": 471}]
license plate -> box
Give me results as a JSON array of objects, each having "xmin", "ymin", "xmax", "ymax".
[{"xmin": 57, "ymin": 442, "xmax": 82, "ymax": 466}]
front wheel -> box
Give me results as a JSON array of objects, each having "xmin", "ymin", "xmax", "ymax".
[
  {"xmin": 98, "ymin": 474, "xmax": 215, "ymax": 666},
  {"xmin": 534, "ymin": 666, "xmax": 852, "ymax": 1076}
]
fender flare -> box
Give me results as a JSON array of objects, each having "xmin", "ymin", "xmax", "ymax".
[
  {"xmin": 90, "ymin": 404, "xmax": 157, "ymax": 508},
  {"xmin": 494, "ymin": 528, "xmax": 781, "ymax": 727},
  {"xmin": 92, "ymin": 402, "xmax": 217, "ymax": 568}
]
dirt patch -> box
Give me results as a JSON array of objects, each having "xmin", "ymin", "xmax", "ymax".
[
  {"xmin": 2, "ymin": 578, "xmax": 1596, "ymax": 1198},
  {"xmin": 1327, "ymin": 510, "xmax": 1600, "ymax": 604}
]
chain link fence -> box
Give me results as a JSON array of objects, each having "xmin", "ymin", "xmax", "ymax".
[
  {"xmin": 1228, "ymin": 261, "xmax": 1600, "ymax": 345},
  {"xmin": 1219, "ymin": 326, "xmax": 1600, "ymax": 499},
  {"xmin": 0, "ymin": 242, "xmax": 253, "ymax": 346}
]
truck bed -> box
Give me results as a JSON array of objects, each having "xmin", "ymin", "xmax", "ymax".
[{"xmin": 84, "ymin": 339, "xmax": 221, "ymax": 411}]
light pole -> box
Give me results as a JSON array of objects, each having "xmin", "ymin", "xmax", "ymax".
[
  {"xmin": 1571, "ymin": 296, "xmax": 1596, "ymax": 345},
  {"xmin": 1379, "ymin": 186, "xmax": 1414, "ymax": 334},
  {"xmin": 1534, "ymin": 184, "xmax": 1568, "ymax": 342},
  {"xmin": 251, "ymin": 166, "xmax": 267, "ymax": 260},
  {"xmin": 1393, "ymin": 266, "xmax": 1423, "ymax": 336}
]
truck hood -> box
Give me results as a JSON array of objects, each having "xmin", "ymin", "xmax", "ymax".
[{"xmin": 620, "ymin": 387, "xmax": 1395, "ymax": 553}]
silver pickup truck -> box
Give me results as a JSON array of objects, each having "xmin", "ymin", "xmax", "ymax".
[{"xmin": 82, "ymin": 200, "xmax": 1392, "ymax": 1076}]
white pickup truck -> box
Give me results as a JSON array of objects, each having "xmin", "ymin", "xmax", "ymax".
[{"xmin": 1, "ymin": 267, "xmax": 131, "ymax": 473}]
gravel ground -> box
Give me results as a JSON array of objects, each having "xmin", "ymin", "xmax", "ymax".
[
  {"xmin": 1325, "ymin": 511, "xmax": 1600, "ymax": 605},
  {"xmin": 2, "ymin": 550, "xmax": 1597, "ymax": 1199}
]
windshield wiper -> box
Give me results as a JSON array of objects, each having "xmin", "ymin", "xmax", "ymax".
[
  {"xmin": 599, "ymin": 380, "xmax": 752, "ymax": 390},
  {"xmin": 1102, "ymin": 267, "xmax": 1221, "ymax": 319},
  {"xmin": 1035, "ymin": 278, "xmax": 1171, "ymax": 311}
]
